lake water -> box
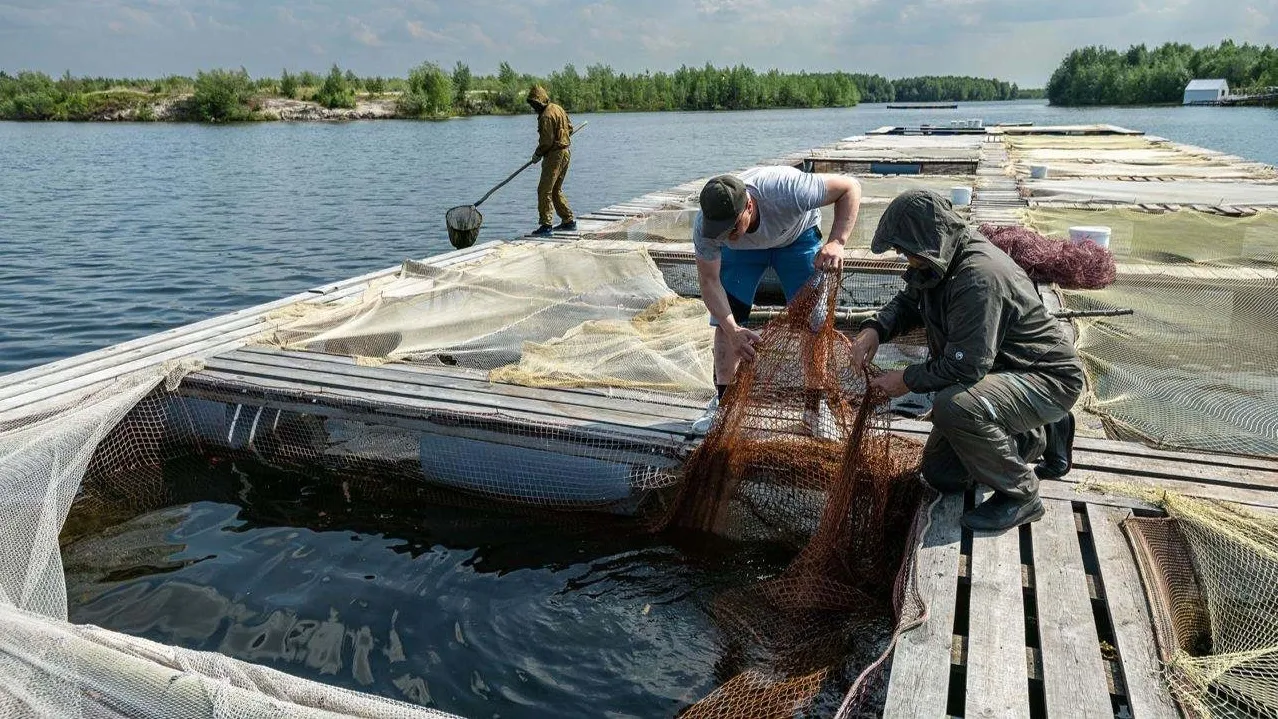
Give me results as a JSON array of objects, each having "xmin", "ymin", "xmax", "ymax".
[
  {"xmin": 61, "ymin": 458, "xmax": 805, "ymax": 718},
  {"xmin": 2, "ymin": 99, "xmax": 1276, "ymax": 374}
]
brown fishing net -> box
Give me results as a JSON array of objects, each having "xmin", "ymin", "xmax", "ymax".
[{"xmin": 658, "ymin": 271, "xmax": 930, "ymax": 717}]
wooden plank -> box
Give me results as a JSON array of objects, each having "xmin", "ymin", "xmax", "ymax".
[
  {"xmin": 233, "ymin": 347, "xmax": 705, "ymax": 413},
  {"xmin": 176, "ymin": 385, "xmax": 687, "ymax": 469},
  {"xmin": 1031, "ymin": 500, "xmax": 1113, "ymax": 717},
  {"xmin": 1085, "ymin": 504, "xmax": 1181, "ymax": 719},
  {"xmin": 1066, "ymin": 467, "xmax": 1278, "ymax": 512},
  {"xmin": 0, "ymin": 320, "xmax": 281, "ymax": 418},
  {"xmin": 890, "ymin": 423, "xmax": 1277, "ymax": 507},
  {"xmin": 883, "ymin": 494, "xmax": 964, "ymax": 718},
  {"xmin": 1070, "ymin": 450, "xmax": 1278, "ymax": 489},
  {"xmin": 889, "ymin": 419, "xmax": 1278, "ymax": 474},
  {"xmin": 188, "ymin": 365, "xmax": 693, "ymax": 441},
  {"xmin": 212, "ymin": 348, "xmax": 705, "ymax": 421},
  {"xmin": 965, "ymin": 490, "xmax": 1031, "ymax": 719},
  {"xmin": 1039, "ymin": 482, "xmax": 1157, "ymax": 512}
]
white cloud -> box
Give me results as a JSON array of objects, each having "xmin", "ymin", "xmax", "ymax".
[
  {"xmin": 348, "ymin": 16, "xmax": 381, "ymax": 47},
  {"xmin": 0, "ymin": 0, "xmax": 1270, "ymax": 85}
]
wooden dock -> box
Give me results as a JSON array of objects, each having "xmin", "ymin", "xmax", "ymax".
[{"xmin": 7, "ymin": 123, "xmax": 1278, "ymax": 717}]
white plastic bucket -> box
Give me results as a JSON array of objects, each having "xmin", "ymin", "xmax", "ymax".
[
  {"xmin": 1029, "ymin": 164, "xmax": 1048, "ymax": 179},
  {"xmin": 1069, "ymin": 225, "xmax": 1111, "ymax": 249},
  {"xmin": 950, "ymin": 186, "xmax": 973, "ymax": 206}
]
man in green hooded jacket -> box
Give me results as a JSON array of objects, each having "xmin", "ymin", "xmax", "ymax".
[
  {"xmin": 850, "ymin": 190, "xmax": 1084, "ymax": 531},
  {"xmin": 526, "ymin": 85, "xmax": 574, "ymax": 236}
]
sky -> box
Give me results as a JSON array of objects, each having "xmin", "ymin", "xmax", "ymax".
[{"xmin": 0, "ymin": 0, "xmax": 1274, "ymax": 86}]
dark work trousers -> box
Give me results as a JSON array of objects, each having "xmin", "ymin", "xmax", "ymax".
[{"xmin": 921, "ymin": 372, "xmax": 1081, "ymax": 500}]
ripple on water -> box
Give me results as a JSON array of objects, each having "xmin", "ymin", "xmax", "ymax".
[
  {"xmin": 62, "ymin": 460, "xmax": 793, "ymax": 718},
  {"xmin": 4, "ymin": 104, "xmax": 1276, "ymax": 375}
]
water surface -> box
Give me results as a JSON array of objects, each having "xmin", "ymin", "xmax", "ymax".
[
  {"xmin": 3, "ymin": 100, "xmax": 1276, "ymax": 374},
  {"xmin": 63, "ymin": 459, "xmax": 797, "ymax": 717}
]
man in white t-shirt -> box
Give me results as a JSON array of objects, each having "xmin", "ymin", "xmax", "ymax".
[{"xmin": 691, "ymin": 166, "xmax": 862, "ymax": 431}]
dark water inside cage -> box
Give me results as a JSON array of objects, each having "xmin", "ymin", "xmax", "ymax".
[{"xmin": 61, "ymin": 456, "xmax": 886, "ymax": 718}]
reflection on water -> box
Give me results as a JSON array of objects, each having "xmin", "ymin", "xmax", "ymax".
[{"xmin": 63, "ymin": 458, "xmax": 800, "ymax": 718}]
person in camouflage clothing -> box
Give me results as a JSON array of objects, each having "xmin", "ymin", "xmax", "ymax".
[
  {"xmin": 526, "ymin": 85, "xmax": 574, "ymax": 236},
  {"xmin": 851, "ymin": 190, "xmax": 1084, "ymax": 532}
]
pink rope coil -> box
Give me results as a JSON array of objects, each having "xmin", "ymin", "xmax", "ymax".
[{"xmin": 979, "ymin": 223, "xmax": 1117, "ymax": 289}]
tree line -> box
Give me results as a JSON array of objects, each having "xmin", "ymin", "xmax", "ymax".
[
  {"xmin": 1, "ymin": 62, "xmax": 1032, "ymax": 121},
  {"xmin": 1046, "ymin": 40, "xmax": 1278, "ymax": 106}
]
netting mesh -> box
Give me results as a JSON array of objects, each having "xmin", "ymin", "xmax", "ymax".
[
  {"xmin": 257, "ymin": 243, "xmax": 716, "ymax": 401},
  {"xmin": 2, "ymin": 252, "xmax": 932, "ymax": 717},
  {"xmin": 1018, "ymin": 208, "xmax": 1278, "ymax": 456},
  {"xmin": 659, "ymin": 271, "xmax": 930, "ymax": 717},
  {"xmin": 1004, "ymin": 135, "xmax": 1168, "ymax": 151},
  {"xmin": 1111, "ymin": 487, "xmax": 1278, "ymax": 718},
  {"xmin": 444, "ymin": 206, "xmax": 481, "ymax": 232},
  {"xmin": 1005, "ymin": 136, "xmax": 1277, "ymax": 180},
  {"xmin": 0, "ymin": 367, "xmax": 455, "ymax": 718},
  {"xmin": 1026, "ymin": 207, "xmax": 1278, "ymax": 265},
  {"xmin": 978, "ymin": 223, "xmax": 1117, "ymax": 289},
  {"xmin": 1022, "ymin": 179, "xmax": 1278, "ymax": 207}
]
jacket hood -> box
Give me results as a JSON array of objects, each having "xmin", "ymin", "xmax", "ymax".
[
  {"xmin": 526, "ymin": 85, "xmax": 550, "ymax": 107},
  {"xmin": 871, "ymin": 189, "xmax": 970, "ymax": 280}
]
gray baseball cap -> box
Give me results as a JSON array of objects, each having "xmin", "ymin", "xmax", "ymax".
[{"xmin": 698, "ymin": 175, "xmax": 748, "ymax": 240}]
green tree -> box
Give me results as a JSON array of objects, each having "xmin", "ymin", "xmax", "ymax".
[
  {"xmin": 1046, "ymin": 40, "xmax": 1275, "ymax": 105},
  {"xmin": 451, "ymin": 61, "xmax": 472, "ymax": 110},
  {"xmin": 313, "ymin": 65, "xmax": 356, "ymax": 108},
  {"xmin": 280, "ymin": 69, "xmax": 298, "ymax": 99},
  {"xmin": 187, "ymin": 68, "xmax": 255, "ymax": 121},
  {"xmin": 399, "ymin": 62, "xmax": 452, "ymax": 117}
]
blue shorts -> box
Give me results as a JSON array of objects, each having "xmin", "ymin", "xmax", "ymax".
[{"xmin": 710, "ymin": 225, "xmax": 823, "ymax": 327}]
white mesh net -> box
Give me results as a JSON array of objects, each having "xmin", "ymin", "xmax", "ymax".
[
  {"xmin": 1024, "ymin": 207, "xmax": 1278, "ymax": 456},
  {"xmin": 1005, "ymin": 136, "xmax": 1277, "ymax": 181},
  {"xmin": 257, "ymin": 243, "xmax": 715, "ymax": 400},
  {"xmin": 0, "ymin": 368, "xmax": 455, "ymax": 718},
  {"xmin": 1023, "ymin": 178, "xmax": 1278, "ymax": 207}
]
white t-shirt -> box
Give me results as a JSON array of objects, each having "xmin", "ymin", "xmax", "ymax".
[{"xmin": 693, "ymin": 166, "xmax": 833, "ymax": 261}]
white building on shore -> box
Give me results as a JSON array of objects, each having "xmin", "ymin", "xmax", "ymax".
[{"xmin": 1183, "ymin": 79, "xmax": 1229, "ymax": 105}]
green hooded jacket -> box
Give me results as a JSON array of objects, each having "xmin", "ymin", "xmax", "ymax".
[
  {"xmin": 864, "ymin": 190, "xmax": 1083, "ymax": 394},
  {"xmin": 527, "ymin": 85, "xmax": 572, "ymax": 157}
]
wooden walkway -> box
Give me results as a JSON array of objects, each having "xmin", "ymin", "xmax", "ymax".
[
  {"xmin": 884, "ymin": 418, "xmax": 1278, "ymax": 719},
  {"xmin": 9, "ymin": 123, "xmax": 1278, "ymax": 718}
]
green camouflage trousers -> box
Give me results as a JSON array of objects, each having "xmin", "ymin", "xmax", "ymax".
[{"xmin": 537, "ymin": 148, "xmax": 573, "ymax": 227}]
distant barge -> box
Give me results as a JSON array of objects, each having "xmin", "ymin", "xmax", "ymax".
[{"xmin": 886, "ymin": 102, "xmax": 959, "ymax": 109}]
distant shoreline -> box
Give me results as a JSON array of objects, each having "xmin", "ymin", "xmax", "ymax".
[
  {"xmin": 1, "ymin": 95, "xmax": 1057, "ymax": 124},
  {"xmin": 2, "ymin": 66, "xmax": 1040, "ymax": 123}
]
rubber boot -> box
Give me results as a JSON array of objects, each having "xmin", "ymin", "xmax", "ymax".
[
  {"xmin": 1035, "ymin": 413, "xmax": 1075, "ymax": 479},
  {"xmin": 961, "ymin": 493, "xmax": 1045, "ymax": 531}
]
